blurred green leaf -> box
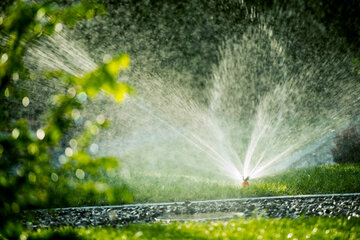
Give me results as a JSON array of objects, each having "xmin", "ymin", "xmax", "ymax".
[{"xmin": 0, "ymin": 1, "xmax": 133, "ymax": 238}]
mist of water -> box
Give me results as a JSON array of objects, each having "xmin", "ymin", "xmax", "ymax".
[{"xmin": 23, "ymin": 3, "xmax": 360, "ymax": 184}]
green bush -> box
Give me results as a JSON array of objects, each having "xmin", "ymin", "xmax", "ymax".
[
  {"xmin": 0, "ymin": 1, "xmax": 133, "ymax": 239},
  {"xmin": 331, "ymin": 125, "xmax": 360, "ymax": 164}
]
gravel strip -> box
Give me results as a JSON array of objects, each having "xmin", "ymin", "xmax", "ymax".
[{"xmin": 24, "ymin": 193, "xmax": 360, "ymax": 229}]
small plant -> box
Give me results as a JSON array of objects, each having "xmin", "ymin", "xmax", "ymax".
[{"xmin": 331, "ymin": 125, "xmax": 360, "ymax": 164}]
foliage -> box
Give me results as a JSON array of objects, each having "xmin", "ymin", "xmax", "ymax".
[
  {"xmin": 331, "ymin": 125, "xmax": 360, "ymax": 164},
  {"xmin": 27, "ymin": 228, "xmax": 85, "ymax": 240},
  {"xmin": 0, "ymin": 0, "xmax": 133, "ymax": 238},
  {"xmin": 25, "ymin": 217, "xmax": 360, "ymax": 240}
]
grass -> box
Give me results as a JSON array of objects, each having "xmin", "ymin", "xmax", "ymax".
[
  {"xmin": 25, "ymin": 217, "xmax": 360, "ymax": 240},
  {"xmin": 258, "ymin": 163, "xmax": 360, "ymax": 195},
  {"xmin": 117, "ymin": 164, "xmax": 360, "ymax": 204},
  {"xmin": 50, "ymin": 164, "xmax": 360, "ymax": 206}
]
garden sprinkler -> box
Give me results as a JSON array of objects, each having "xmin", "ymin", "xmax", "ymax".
[{"xmin": 242, "ymin": 176, "xmax": 249, "ymax": 187}]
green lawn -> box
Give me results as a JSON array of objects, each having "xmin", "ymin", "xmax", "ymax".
[
  {"xmin": 26, "ymin": 217, "xmax": 360, "ymax": 240},
  {"xmin": 53, "ymin": 164, "xmax": 360, "ymax": 206},
  {"xmin": 119, "ymin": 164, "xmax": 360, "ymax": 204}
]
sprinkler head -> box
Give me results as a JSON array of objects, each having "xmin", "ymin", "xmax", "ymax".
[{"xmin": 242, "ymin": 176, "xmax": 249, "ymax": 187}]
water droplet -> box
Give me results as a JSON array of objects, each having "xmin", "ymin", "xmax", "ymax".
[
  {"xmin": 69, "ymin": 139, "xmax": 77, "ymax": 149},
  {"xmin": 16, "ymin": 166, "xmax": 24, "ymax": 177},
  {"xmin": 58, "ymin": 154, "xmax": 68, "ymax": 164},
  {"xmin": 1, "ymin": 53, "xmax": 8, "ymax": 64},
  {"xmin": 84, "ymin": 120, "xmax": 92, "ymax": 128},
  {"xmin": 55, "ymin": 23, "xmax": 63, "ymax": 32},
  {"xmin": 51, "ymin": 173, "xmax": 58, "ymax": 182},
  {"xmin": 134, "ymin": 232, "xmax": 143, "ymax": 238},
  {"xmin": 22, "ymin": 97, "xmax": 30, "ymax": 107},
  {"xmin": 103, "ymin": 54, "xmax": 112, "ymax": 63},
  {"xmin": 90, "ymin": 125, "xmax": 99, "ymax": 135},
  {"xmin": 71, "ymin": 109, "xmax": 81, "ymax": 120},
  {"xmin": 90, "ymin": 143, "xmax": 99, "ymax": 154},
  {"xmin": 36, "ymin": 8, "xmax": 46, "ymax": 21},
  {"xmin": 96, "ymin": 114, "xmax": 105, "ymax": 125},
  {"xmin": 67, "ymin": 87, "xmax": 76, "ymax": 98},
  {"xmin": 19, "ymin": 233, "xmax": 27, "ymax": 240},
  {"xmin": 77, "ymin": 92, "xmax": 87, "ymax": 102},
  {"xmin": 108, "ymin": 210, "xmax": 118, "ymax": 221},
  {"xmin": 75, "ymin": 169, "xmax": 85, "ymax": 179},
  {"xmin": 36, "ymin": 129, "xmax": 45, "ymax": 140},
  {"xmin": 12, "ymin": 72, "xmax": 19, "ymax": 81},
  {"xmin": 12, "ymin": 128, "xmax": 20, "ymax": 139},
  {"xmin": 65, "ymin": 147, "xmax": 73, "ymax": 157}
]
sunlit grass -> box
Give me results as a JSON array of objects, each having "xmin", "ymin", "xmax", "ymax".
[
  {"xmin": 25, "ymin": 217, "xmax": 360, "ymax": 240},
  {"xmin": 47, "ymin": 163, "xmax": 360, "ymax": 207},
  {"xmin": 258, "ymin": 163, "xmax": 360, "ymax": 195},
  {"xmin": 120, "ymin": 163, "xmax": 360, "ymax": 203}
]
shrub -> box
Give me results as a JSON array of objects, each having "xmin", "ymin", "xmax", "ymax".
[
  {"xmin": 331, "ymin": 125, "xmax": 360, "ymax": 164},
  {"xmin": 0, "ymin": 1, "xmax": 133, "ymax": 238}
]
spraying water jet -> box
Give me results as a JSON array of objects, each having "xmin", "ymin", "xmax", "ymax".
[{"xmin": 22, "ymin": 3, "xmax": 360, "ymax": 189}]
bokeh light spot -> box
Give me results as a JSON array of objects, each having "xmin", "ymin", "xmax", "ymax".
[
  {"xmin": 36, "ymin": 128, "xmax": 45, "ymax": 140},
  {"xmin": 77, "ymin": 92, "xmax": 87, "ymax": 102},
  {"xmin": 69, "ymin": 139, "xmax": 77, "ymax": 149},
  {"xmin": 55, "ymin": 23, "xmax": 63, "ymax": 32},
  {"xmin": 22, "ymin": 96, "xmax": 30, "ymax": 107},
  {"xmin": 103, "ymin": 54, "xmax": 112, "ymax": 63},
  {"xmin": 75, "ymin": 169, "xmax": 85, "ymax": 179},
  {"xmin": 35, "ymin": 8, "xmax": 46, "ymax": 21},
  {"xmin": 67, "ymin": 87, "xmax": 76, "ymax": 98},
  {"xmin": 1, "ymin": 53, "xmax": 8, "ymax": 64},
  {"xmin": 11, "ymin": 128, "xmax": 20, "ymax": 139},
  {"xmin": 71, "ymin": 109, "xmax": 81, "ymax": 120},
  {"xmin": 90, "ymin": 125, "xmax": 99, "ymax": 135},
  {"xmin": 12, "ymin": 72, "xmax": 19, "ymax": 81},
  {"xmin": 51, "ymin": 173, "xmax": 58, "ymax": 182},
  {"xmin": 65, "ymin": 147, "xmax": 73, "ymax": 157},
  {"xmin": 96, "ymin": 114, "xmax": 105, "ymax": 125},
  {"xmin": 58, "ymin": 154, "xmax": 68, "ymax": 164},
  {"xmin": 90, "ymin": 143, "xmax": 99, "ymax": 154}
]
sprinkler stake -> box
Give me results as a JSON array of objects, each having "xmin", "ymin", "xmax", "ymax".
[{"xmin": 242, "ymin": 176, "xmax": 249, "ymax": 187}]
